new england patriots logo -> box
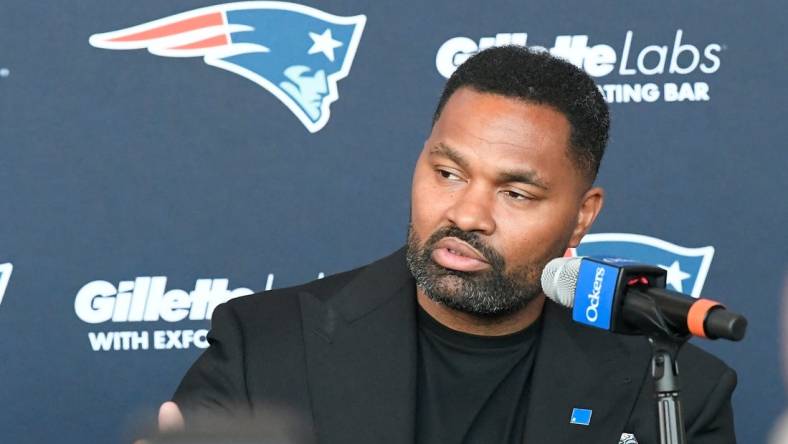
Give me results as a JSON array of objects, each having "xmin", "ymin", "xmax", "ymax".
[
  {"xmin": 89, "ymin": 2, "xmax": 366, "ymax": 133},
  {"xmin": 567, "ymin": 233, "xmax": 715, "ymax": 297}
]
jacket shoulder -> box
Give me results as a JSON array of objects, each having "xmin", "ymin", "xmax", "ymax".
[
  {"xmin": 678, "ymin": 341, "xmax": 734, "ymax": 378},
  {"xmin": 676, "ymin": 341, "xmax": 737, "ymax": 412}
]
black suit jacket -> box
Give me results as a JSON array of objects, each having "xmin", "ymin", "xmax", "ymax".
[{"xmin": 174, "ymin": 248, "xmax": 737, "ymax": 443}]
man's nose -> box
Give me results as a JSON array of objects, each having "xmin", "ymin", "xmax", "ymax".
[{"xmin": 444, "ymin": 186, "xmax": 496, "ymax": 235}]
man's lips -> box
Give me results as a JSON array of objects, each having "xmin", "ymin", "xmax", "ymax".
[{"xmin": 431, "ymin": 237, "xmax": 491, "ymax": 272}]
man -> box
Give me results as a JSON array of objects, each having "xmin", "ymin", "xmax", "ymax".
[{"xmin": 167, "ymin": 46, "xmax": 737, "ymax": 443}]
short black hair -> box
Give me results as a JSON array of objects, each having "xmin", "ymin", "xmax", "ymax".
[{"xmin": 433, "ymin": 45, "xmax": 609, "ymax": 182}]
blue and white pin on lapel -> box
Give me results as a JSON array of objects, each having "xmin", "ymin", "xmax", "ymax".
[{"xmin": 570, "ymin": 408, "xmax": 593, "ymax": 426}]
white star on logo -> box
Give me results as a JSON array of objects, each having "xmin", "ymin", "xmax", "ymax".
[
  {"xmin": 658, "ymin": 260, "xmax": 691, "ymax": 293},
  {"xmin": 308, "ymin": 28, "xmax": 343, "ymax": 62}
]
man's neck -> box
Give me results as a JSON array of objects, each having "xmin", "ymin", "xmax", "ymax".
[{"xmin": 416, "ymin": 290, "xmax": 546, "ymax": 336}]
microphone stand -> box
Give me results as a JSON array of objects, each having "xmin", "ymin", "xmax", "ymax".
[
  {"xmin": 623, "ymin": 288, "xmax": 691, "ymax": 444},
  {"xmin": 649, "ymin": 334, "xmax": 688, "ymax": 444}
]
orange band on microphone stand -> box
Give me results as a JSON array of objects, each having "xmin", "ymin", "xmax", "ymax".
[{"xmin": 687, "ymin": 299, "xmax": 724, "ymax": 338}]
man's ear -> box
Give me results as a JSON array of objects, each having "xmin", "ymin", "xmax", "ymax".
[{"xmin": 568, "ymin": 187, "xmax": 604, "ymax": 248}]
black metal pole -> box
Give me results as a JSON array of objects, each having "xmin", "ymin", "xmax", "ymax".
[{"xmin": 650, "ymin": 336, "xmax": 687, "ymax": 444}]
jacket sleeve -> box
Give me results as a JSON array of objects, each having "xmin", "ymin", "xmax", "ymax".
[
  {"xmin": 685, "ymin": 367, "xmax": 738, "ymax": 444},
  {"xmin": 172, "ymin": 302, "xmax": 250, "ymax": 424}
]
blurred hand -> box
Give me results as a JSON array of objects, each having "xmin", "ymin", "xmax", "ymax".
[{"xmin": 158, "ymin": 401, "xmax": 185, "ymax": 432}]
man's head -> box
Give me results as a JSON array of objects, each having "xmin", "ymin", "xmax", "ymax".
[{"xmin": 407, "ymin": 46, "xmax": 609, "ymax": 318}]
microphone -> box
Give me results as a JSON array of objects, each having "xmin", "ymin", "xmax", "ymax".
[{"xmin": 541, "ymin": 256, "xmax": 747, "ymax": 341}]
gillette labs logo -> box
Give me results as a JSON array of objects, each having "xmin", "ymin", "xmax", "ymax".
[
  {"xmin": 436, "ymin": 30, "xmax": 723, "ymax": 103},
  {"xmin": 75, "ymin": 277, "xmax": 252, "ymax": 324}
]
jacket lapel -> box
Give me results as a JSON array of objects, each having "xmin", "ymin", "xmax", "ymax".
[
  {"xmin": 524, "ymin": 300, "xmax": 652, "ymax": 444},
  {"xmin": 299, "ymin": 248, "xmax": 417, "ymax": 444}
]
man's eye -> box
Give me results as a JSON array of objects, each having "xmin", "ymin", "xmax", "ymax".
[
  {"xmin": 437, "ymin": 169, "xmax": 461, "ymax": 181},
  {"xmin": 503, "ymin": 190, "xmax": 531, "ymax": 201}
]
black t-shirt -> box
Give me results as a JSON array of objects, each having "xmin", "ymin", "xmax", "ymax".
[{"xmin": 416, "ymin": 307, "xmax": 542, "ymax": 444}]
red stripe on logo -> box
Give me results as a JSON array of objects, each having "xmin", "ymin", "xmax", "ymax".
[{"xmin": 109, "ymin": 12, "xmax": 224, "ymax": 42}]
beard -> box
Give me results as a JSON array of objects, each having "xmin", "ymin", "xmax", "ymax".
[{"xmin": 405, "ymin": 223, "xmax": 545, "ymax": 317}]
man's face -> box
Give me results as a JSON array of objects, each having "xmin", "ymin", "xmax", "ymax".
[{"xmin": 407, "ymin": 87, "xmax": 602, "ymax": 317}]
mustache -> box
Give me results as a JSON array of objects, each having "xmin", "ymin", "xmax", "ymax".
[{"xmin": 424, "ymin": 226, "xmax": 506, "ymax": 271}]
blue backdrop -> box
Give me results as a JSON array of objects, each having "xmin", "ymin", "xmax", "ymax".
[{"xmin": 1, "ymin": 1, "xmax": 786, "ymax": 442}]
